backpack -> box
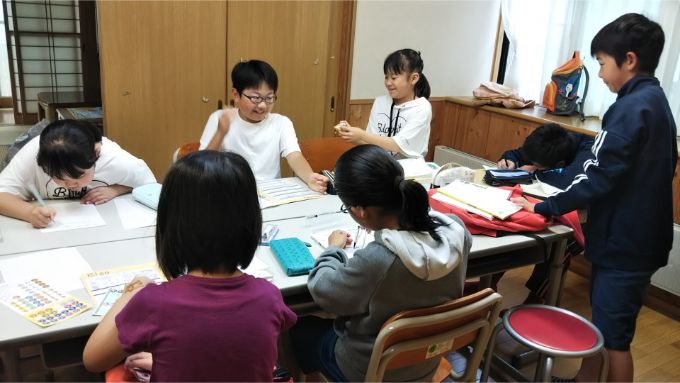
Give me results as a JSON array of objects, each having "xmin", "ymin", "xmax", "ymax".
[{"xmin": 543, "ymin": 51, "xmax": 589, "ymax": 121}]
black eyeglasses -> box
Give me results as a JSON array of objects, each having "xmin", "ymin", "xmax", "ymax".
[
  {"xmin": 240, "ymin": 93, "xmax": 277, "ymax": 105},
  {"xmin": 340, "ymin": 204, "xmax": 349, "ymax": 213}
]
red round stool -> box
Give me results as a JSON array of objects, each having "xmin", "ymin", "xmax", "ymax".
[{"xmin": 480, "ymin": 305, "xmax": 609, "ymax": 382}]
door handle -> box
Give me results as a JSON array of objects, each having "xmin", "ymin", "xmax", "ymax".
[{"xmin": 330, "ymin": 96, "xmax": 335, "ymax": 112}]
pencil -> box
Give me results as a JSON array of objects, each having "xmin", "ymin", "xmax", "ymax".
[{"xmin": 28, "ymin": 185, "xmax": 46, "ymax": 206}]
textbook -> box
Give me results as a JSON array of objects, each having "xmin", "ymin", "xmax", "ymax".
[{"xmin": 436, "ymin": 179, "xmax": 521, "ymax": 220}]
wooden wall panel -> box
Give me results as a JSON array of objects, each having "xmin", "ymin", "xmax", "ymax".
[
  {"xmin": 485, "ymin": 114, "xmax": 535, "ymax": 161},
  {"xmin": 454, "ymin": 107, "xmax": 491, "ymax": 158}
]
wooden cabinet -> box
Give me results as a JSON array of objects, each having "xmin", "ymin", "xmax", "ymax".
[
  {"xmin": 98, "ymin": 1, "xmax": 354, "ymax": 180},
  {"xmin": 98, "ymin": 1, "xmax": 227, "ymax": 179}
]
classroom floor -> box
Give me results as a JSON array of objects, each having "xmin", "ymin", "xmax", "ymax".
[{"xmin": 2, "ymin": 266, "xmax": 679, "ymax": 382}]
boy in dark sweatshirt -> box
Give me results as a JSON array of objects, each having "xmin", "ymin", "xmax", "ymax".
[
  {"xmin": 498, "ymin": 123, "xmax": 593, "ymax": 303},
  {"xmin": 513, "ymin": 13, "xmax": 676, "ymax": 382},
  {"xmin": 498, "ymin": 123, "xmax": 594, "ymax": 190}
]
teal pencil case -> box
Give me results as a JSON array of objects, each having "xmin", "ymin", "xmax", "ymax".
[{"xmin": 269, "ymin": 238, "xmax": 315, "ymax": 276}]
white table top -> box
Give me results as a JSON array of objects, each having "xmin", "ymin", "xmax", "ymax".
[
  {"xmin": 0, "ymin": 194, "xmax": 155, "ymax": 256},
  {"xmin": 0, "ymin": 190, "xmax": 572, "ymax": 349}
]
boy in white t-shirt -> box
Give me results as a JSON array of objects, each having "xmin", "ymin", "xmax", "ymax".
[
  {"xmin": 0, "ymin": 120, "xmax": 156, "ymax": 228},
  {"xmin": 199, "ymin": 60, "xmax": 328, "ymax": 192}
]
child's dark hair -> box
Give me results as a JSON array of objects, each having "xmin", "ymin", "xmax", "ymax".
[
  {"xmin": 333, "ymin": 144, "xmax": 441, "ymax": 241},
  {"xmin": 520, "ymin": 123, "xmax": 574, "ymax": 168},
  {"xmin": 232, "ymin": 59, "xmax": 278, "ymax": 94},
  {"xmin": 37, "ymin": 119, "xmax": 102, "ymax": 180},
  {"xmin": 383, "ymin": 49, "xmax": 430, "ymax": 99},
  {"xmin": 156, "ymin": 150, "xmax": 262, "ymax": 279},
  {"xmin": 591, "ymin": 13, "xmax": 665, "ymax": 75}
]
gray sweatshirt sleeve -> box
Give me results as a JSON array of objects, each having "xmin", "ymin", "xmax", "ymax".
[{"xmin": 307, "ymin": 244, "xmax": 389, "ymax": 316}]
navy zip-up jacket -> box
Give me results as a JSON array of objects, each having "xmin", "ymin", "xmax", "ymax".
[
  {"xmin": 500, "ymin": 133, "xmax": 595, "ymax": 190},
  {"xmin": 535, "ymin": 76, "xmax": 677, "ymax": 270}
]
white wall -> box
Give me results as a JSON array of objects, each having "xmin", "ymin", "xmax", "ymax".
[{"xmin": 351, "ymin": 0, "xmax": 501, "ymax": 99}]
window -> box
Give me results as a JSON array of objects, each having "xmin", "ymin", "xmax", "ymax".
[{"xmin": 500, "ymin": 0, "xmax": 680, "ymax": 130}]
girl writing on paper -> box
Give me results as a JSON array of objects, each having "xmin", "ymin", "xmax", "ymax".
[{"xmin": 290, "ymin": 144, "xmax": 471, "ymax": 381}]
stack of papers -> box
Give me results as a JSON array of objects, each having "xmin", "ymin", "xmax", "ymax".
[{"xmin": 435, "ymin": 180, "xmax": 521, "ymax": 220}]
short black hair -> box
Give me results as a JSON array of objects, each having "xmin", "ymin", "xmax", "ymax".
[
  {"xmin": 37, "ymin": 119, "xmax": 100, "ymax": 179},
  {"xmin": 383, "ymin": 48, "xmax": 431, "ymax": 99},
  {"xmin": 231, "ymin": 60, "xmax": 278, "ymax": 94},
  {"xmin": 156, "ymin": 150, "xmax": 262, "ymax": 279},
  {"xmin": 334, "ymin": 144, "xmax": 441, "ymax": 241},
  {"xmin": 520, "ymin": 123, "xmax": 574, "ymax": 168},
  {"xmin": 591, "ymin": 13, "xmax": 665, "ymax": 75}
]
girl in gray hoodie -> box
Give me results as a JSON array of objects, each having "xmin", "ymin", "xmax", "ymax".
[{"xmin": 290, "ymin": 144, "xmax": 471, "ymax": 381}]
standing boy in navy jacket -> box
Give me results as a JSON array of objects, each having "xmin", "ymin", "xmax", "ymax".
[{"xmin": 513, "ymin": 13, "xmax": 676, "ymax": 382}]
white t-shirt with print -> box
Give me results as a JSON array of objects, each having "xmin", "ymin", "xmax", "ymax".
[
  {"xmin": 0, "ymin": 136, "xmax": 156, "ymax": 200},
  {"xmin": 366, "ymin": 95, "xmax": 432, "ymax": 158},
  {"xmin": 198, "ymin": 111, "xmax": 301, "ymax": 180}
]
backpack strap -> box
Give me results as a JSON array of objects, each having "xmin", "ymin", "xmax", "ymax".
[{"xmin": 579, "ymin": 65, "xmax": 590, "ymax": 122}]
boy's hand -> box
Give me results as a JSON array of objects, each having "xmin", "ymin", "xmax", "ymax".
[
  {"xmin": 510, "ymin": 196, "xmax": 535, "ymax": 213},
  {"xmin": 30, "ymin": 206, "xmax": 56, "ymax": 228},
  {"xmin": 328, "ymin": 229, "xmax": 352, "ymax": 248},
  {"xmin": 308, "ymin": 173, "xmax": 329, "ymax": 193},
  {"xmin": 217, "ymin": 108, "xmax": 239, "ymax": 135},
  {"xmin": 519, "ymin": 164, "xmax": 538, "ymax": 173},
  {"xmin": 81, "ymin": 186, "xmax": 123, "ymax": 205},
  {"xmin": 497, "ymin": 159, "xmax": 516, "ymax": 169}
]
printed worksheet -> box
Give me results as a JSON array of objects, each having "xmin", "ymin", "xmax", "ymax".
[{"xmin": 257, "ymin": 178, "xmax": 322, "ymax": 207}]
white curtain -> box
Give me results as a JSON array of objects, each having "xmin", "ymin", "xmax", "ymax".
[{"xmin": 502, "ymin": 0, "xmax": 680, "ymax": 129}]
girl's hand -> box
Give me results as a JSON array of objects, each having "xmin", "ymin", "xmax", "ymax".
[
  {"xmin": 308, "ymin": 173, "xmax": 329, "ymax": 193},
  {"xmin": 328, "ymin": 230, "xmax": 352, "ymax": 248},
  {"xmin": 335, "ymin": 121, "xmax": 364, "ymax": 144},
  {"xmin": 497, "ymin": 159, "xmax": 516, "ymax": 169},
  {"xmin": 510, "ymin": 196, "xmax": 535, "ymax": 213},
  {"xmin": 333, "ymin": 120, "xmax": 349, "ymax": 136},
  {"xmin": 30, "ymin": 206, "xmax": 56, "ymax": 228},
  {"xmin": 123, "ymin": 276, "xmax": 153, "ymax": 294},
  {"xmin": 125, "ymin": 352, "xmax": 153, "ymax": 372}
]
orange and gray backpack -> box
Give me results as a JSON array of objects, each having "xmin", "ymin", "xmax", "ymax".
[{"xmin": 543, "ymin": 51, "xmax": 589, "ymax": 120}]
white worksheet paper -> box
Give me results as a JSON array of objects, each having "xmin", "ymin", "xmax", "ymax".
[
  {"xmin": 0, "ymin": 247, "xmax": 92, "ymax": 292},
  {"xmin": 114, "ymin": 198, "xmax": 157, "ymax": 230},
  {"xmin": 40, "ymin": 203, "xmax": 106, "ymax": 233}
]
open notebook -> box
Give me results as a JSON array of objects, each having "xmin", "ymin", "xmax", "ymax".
[{"xmin": 436, "ymin": 179, "xmax": 521, "ymax": 220}]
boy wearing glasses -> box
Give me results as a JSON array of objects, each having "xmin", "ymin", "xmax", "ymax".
[{"xmin": 200, "ymin": 60, "xmax": 328, "ymax": 193}]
